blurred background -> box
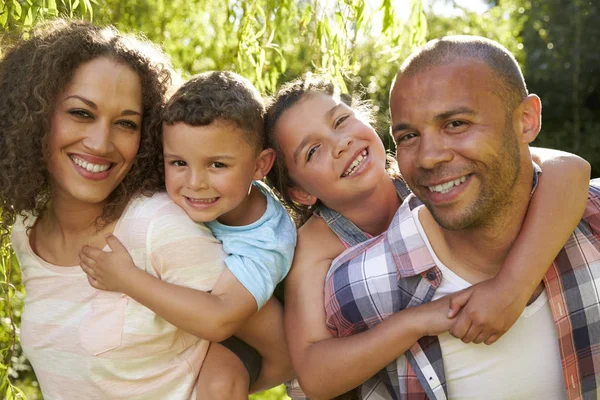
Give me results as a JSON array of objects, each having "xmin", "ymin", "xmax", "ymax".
[{"xmin": 1, "ymin": 0, "xmax": 598, "ymax": 398}]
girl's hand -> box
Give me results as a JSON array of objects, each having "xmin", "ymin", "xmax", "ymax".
[
  {"xmin": 79, "ymin": 234, "xmax": 139, "ymax": 293},
  {"xmin": 447, "ymin": 277, "xmax": 530, "ymax": 345}
]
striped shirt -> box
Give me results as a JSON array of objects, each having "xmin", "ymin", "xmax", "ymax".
[
  {"xmin": 325, "ymin": 178, "xmax": 600, "ymax": 400},
  {"xmin": 13, "ymin": 192, "xmax": 226, "ymax": 400}
]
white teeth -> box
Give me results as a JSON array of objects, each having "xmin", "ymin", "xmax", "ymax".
[
  {"xmin": 187, "ymin": 197, "xmax": 217, "ymax": 203},
  {"xmin": 428, "ymin": 176, "xmax": 467, "ymax": 194},
  {"xmin": 342, "ymin": 150, "xmax": 368, "ymax": 177},
  {"xmin": 71, "ymin": 156, "xmax": 111, "ymax": 173}
]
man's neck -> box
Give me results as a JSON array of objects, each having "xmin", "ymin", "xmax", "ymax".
[{"xmin": 419, "ymin": 171, "xmax": 534, "ymax": 283}]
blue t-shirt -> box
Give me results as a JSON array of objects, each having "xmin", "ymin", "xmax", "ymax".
[{"xmin": 206, "ymin": 181, "xmax": 296, "ymax": 309}]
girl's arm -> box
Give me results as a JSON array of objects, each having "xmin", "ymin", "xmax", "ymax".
[
  {"xmin": 285, "ymin": 217, "xmax": 457, "ymax": 398},
  {"xmin": 448, "ymin": 147, "xmax": 590, "ymax": 344},
  {"xmin": 80, "ymin": 234, "xmax": 257, "ymax": 342}
]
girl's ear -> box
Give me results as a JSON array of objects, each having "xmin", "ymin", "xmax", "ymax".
[
  {"xmin": 288, "ymin": 186, "xmax": 317, "ymax": 206},
  {"xmin": 253, "ymin": 148, "xmax": 276, "ymax": 180}
]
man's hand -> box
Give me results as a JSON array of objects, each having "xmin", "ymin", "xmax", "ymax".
[
  {"xmin": 447, "ymin": 278, "xmax": 530, "ymax": 345},
  {"xmin": 79, "ymin": 234, "xmax": 139, "ymax": 293}
]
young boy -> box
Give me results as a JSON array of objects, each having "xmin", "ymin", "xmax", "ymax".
[{"xmin": 80, "ymin": 71, "xmax": 296, "ymax": 399}]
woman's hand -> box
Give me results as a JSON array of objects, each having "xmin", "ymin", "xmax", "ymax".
[{"xmin": 79, "ymin": 234, "xmax": 140, "ymax": 293}]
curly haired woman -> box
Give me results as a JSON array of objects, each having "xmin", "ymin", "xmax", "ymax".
[{"xmin": 0, "ymin": 19, "xmax": 287, "ymax": 400}]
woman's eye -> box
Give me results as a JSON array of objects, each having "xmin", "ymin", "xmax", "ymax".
[
  {"xmin": 117, "ymin": 119, "xmax": 140, "ymax": 130},
  {"xmin": 68, "ymin": 109, "xmax": 93, "ymax": 119},
  {"xmin": 334, "ymin": 115, "xmax": 349, "ymax": 128},
  {"xmin": 306, "ymin": 145, "xmax": 319, "ymax": 161},
  {"xmin": 171, "ymin": 160, "xmax": 187, "ymax": 167},
  {"xmin": 210, "ymin": 162, "xmax": 226, "ymax": 169}
]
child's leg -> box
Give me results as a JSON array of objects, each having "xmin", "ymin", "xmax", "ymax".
[{"xmin": 196, "ymin": 343, "xmax": 249, "ymax": 400}]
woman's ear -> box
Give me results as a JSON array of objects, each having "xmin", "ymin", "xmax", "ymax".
[
  {"xmin": 253, "ymin": 148, "xmax": 276, "ymax": 180},
  {"xmin": 288, "ymin": 186, "xmax": 317, "ymax": 206}
]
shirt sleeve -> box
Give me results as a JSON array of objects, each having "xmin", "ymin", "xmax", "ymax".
[
  {"xmin": 209, "ymin": 190, "xmax": 297, "ymax": 309},
  {"xmin": 147, "ymin": 200, "xmax": 226, "ymax": 291}
]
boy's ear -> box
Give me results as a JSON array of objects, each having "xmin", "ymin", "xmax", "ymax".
[
  {"xmin": 513, "ymin": 94, "xmax": 542, "ymax": 144},
  {"xmin": 253, "ymin": 148, "xmax": 276, "ymax": 180},
  {"xmin": 288, "ymin": 186, "xmax": 317, "ymax": 206}
]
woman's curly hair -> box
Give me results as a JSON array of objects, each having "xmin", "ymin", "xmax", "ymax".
[
  {"xmin": 265, "ymin": 75, "xmax": 401, "ymax": 227},
  {"xmin": 0, "ymin": 19, "xmax": 174, "ymax": 238}
]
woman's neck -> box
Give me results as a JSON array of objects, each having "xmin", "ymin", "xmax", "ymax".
[{"xmin": 331, "ymin": 176, "xmax": 401, "ymax": 237}]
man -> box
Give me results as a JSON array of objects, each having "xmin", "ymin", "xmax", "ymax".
[{"xmin": 325, "ymin": 36, "xmax": 600, "ymax": 399}]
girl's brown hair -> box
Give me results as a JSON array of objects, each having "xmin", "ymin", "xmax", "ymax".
[
  {"xmin": 0, "ymin": 19, "xmax": 173, "ymax": 237},
  {"xmin": 265, "ymin": 76, "xmax": 400, "ymax": 226}
]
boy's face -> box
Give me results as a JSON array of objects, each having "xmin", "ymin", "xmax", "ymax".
[{"xmin": 163, "ymin": 120, "xmax": 260, "ymax": 224}]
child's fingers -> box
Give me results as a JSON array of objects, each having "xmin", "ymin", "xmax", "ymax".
[
  {"xmin": 105, "ymin": 234, "xmax": 127, "ymax": 253},
  {"xmin": 484, "ymin": 333, "xmax": 501, "ymax": 346},
  {"xmin": 449, "ymin": 313, "xmax": 472, "ymax": 340},
  {"xmin": 79, "ymin": 252, "xmax": 97, "ymax": 269},
  {"xmin": 448, "ymin": 289, "xmax": 472, "ymax": 318},
  {"xmin": 80, "ymin": 262, "xmax": 96, "ymax": 278},
  {"xmin": 472, "ymin": 331, "xmax": 490, "ymax": 345},
  {"xmin": 80, "ymin": 245, "xmax": 105, "ymax": 259}
]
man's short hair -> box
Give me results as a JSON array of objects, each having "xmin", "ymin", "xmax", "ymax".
[
  {"xmin": 396, "ymin": 36, "xmax": 528, "ymax": 112},
  {"xmin": 162, "ymin": 71, "xmax": 265, "ymax": 150}
]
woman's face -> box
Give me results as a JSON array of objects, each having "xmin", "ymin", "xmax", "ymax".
[
  {"xmin": 47, "ymin": 57, "xmax": 143, "ymax": 208},
  {"xmin": 274, "ymin": 93, "xmax": 388, "ymax": 209}
]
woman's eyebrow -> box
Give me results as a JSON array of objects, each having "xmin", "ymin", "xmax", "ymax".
[{"xmin": 65, "ymin": 94, "xmax": 142, "ymax": 116}]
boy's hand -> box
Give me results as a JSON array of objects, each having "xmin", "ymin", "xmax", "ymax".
[
  {"xmin": 79, "ymin": 234, "xmax": 139, "ymax": 293},
  {"xmin": 447, "ymin": 278, "xmax": 528, "ymax": 345}
]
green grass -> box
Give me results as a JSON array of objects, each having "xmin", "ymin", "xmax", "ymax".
[{"xmin": 250, "ymin": 385, "xmax": 290, "ymax": 400}]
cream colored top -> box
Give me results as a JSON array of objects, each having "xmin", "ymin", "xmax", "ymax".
[{"xmin": 12, "ymin": 192, "xmax": 226, "ymax": 400}]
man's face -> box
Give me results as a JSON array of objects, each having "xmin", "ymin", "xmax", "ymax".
[{"xmin": 390, "ymin": 60, "xmax": 522, "ymax": 230}]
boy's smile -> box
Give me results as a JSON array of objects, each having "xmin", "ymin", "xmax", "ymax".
[{"xmin": 163, "ymin": 120, "xmax": 263, "ymax": 225}]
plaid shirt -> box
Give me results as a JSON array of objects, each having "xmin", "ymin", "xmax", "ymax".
[{"xmin": 325, "ymin": 177, "xmax": 600, "ymax": 400}]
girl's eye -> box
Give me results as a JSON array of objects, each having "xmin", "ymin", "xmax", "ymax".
[
  {"xmin": 306, "ymin": 145, "xmax": 319, "ymax": 161},
  {"xmin": 68, "ymin": 109, "xmax": 93, "ymax": 119},
  {"xmin": 171, "ymin": 160, "xmax": 187, "ymax": 167},
  {"xmin": 334, "ymin": 115, "xmax": 349, "ymax": 128},
  {"xmin": 210, "ymin": 162, "xmax": 226, "ymax": 169},
  {"xmin": 117, "ymin": 119, "xmax": 140, "ymax": 130}
]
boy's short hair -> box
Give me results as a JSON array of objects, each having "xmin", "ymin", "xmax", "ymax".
[{"xmin": 162, "ymin": 71, "xmax": 265, "ymax": 150}]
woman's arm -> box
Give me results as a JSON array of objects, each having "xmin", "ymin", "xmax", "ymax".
[
  {"xmin": 448, "ymin": 147, "xmax": 591, "ymax": 344},
  {"xmin": 285, "ymin": 217, "xmax": 455, "ymax": 398}
]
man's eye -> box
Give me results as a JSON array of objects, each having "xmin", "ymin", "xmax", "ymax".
[
  {"xmin": 171, "ymin": 160, "xmax": 187, "ymax": 167},
  {"xmin": 306, "ymin": 145, "xmax": 319, "ymax": 161},
  {"xmin": 396, "ymin": 132, "xmax": 418, "ymax": 144},
  {"xmin": 334, "ymin": 115, "xmax": 349, "ymax": 128},
  {"xmin": 447, "ymin": 120, "xmax": 465, "ymax": 129}
]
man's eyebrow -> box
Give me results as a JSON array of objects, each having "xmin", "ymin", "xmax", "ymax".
[
  {"xmin": 65, "ymin": 95, "xmax": 142, "ymax": 117},
  {"xmin": 434, "ymin": 107, "xmax": 477, "ymax": 121},
  {"xmin": 391, "ymin": 123, "xmax": 413, "ymax": 134}
]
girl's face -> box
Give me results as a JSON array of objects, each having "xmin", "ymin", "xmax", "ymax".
[
  {"xmin": 274, "ymin": 93, "xmax": 388, "ymax": 209},
  {"xmin": 47, "ymin": 57, "xmax": 143, "ymax": 208}
]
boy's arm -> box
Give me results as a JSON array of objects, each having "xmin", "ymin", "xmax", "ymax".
[
  {"xmin": 284, "ymin": 218, "xmax": 459, "ymax": 399},
  {"xmin": 448, "ymin": 148, "xmax": 590, "ymax": 344},
  {"xmin": 80, "ymin": 234, "xmax": 257, "ymax": 342}
]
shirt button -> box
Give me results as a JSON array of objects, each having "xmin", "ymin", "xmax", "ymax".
[{"xmin": 426, "ymin": 271, "xmax": 436, "ymax": 281}]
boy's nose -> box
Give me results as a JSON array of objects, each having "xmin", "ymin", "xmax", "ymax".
[{"xmin": 187, "ymin": 170, "xmax": 209, "ymax": 190}]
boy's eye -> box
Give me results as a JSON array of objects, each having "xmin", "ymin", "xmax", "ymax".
[
  {"xmin": 68, "ymin": 109, "xmax": 93, "ymax": 119},
  {"xmin": 209, "ymin": 162, "xmax": 227, "ymax": 169},
  {"xmin": 446, "ymin": 120, "xmax": 467, "ymax": 130},
  {"xmin": 334, "ymin": 115, "xmax": 349, "ymax": 128},
  {"xmin": 171, "ymin": 160, "xmax": 187, "ymax": 167},
  {"xmin": 306, "ymin": 145, "xmax": 319, "ymax": 161}
]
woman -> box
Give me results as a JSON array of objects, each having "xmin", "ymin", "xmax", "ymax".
[
  {"xmin": 0, "ymin": 19, "xmax": 286, "ymax": 399},
  {"xmin": 265, "ymin": 77, "xmax": 590, "ymax": 398}
]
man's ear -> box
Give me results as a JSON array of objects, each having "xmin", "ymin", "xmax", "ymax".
[
  {"xmin": 288, "ymin": 186, "xmax": 317, "ymax": 206},
  {"xmin": 253, "ymin": 148, "xmax": 276, "ymax": 180},
  {"xmin": 513, "ymin": 94, "xmax": 542, "ymax": 144}
]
